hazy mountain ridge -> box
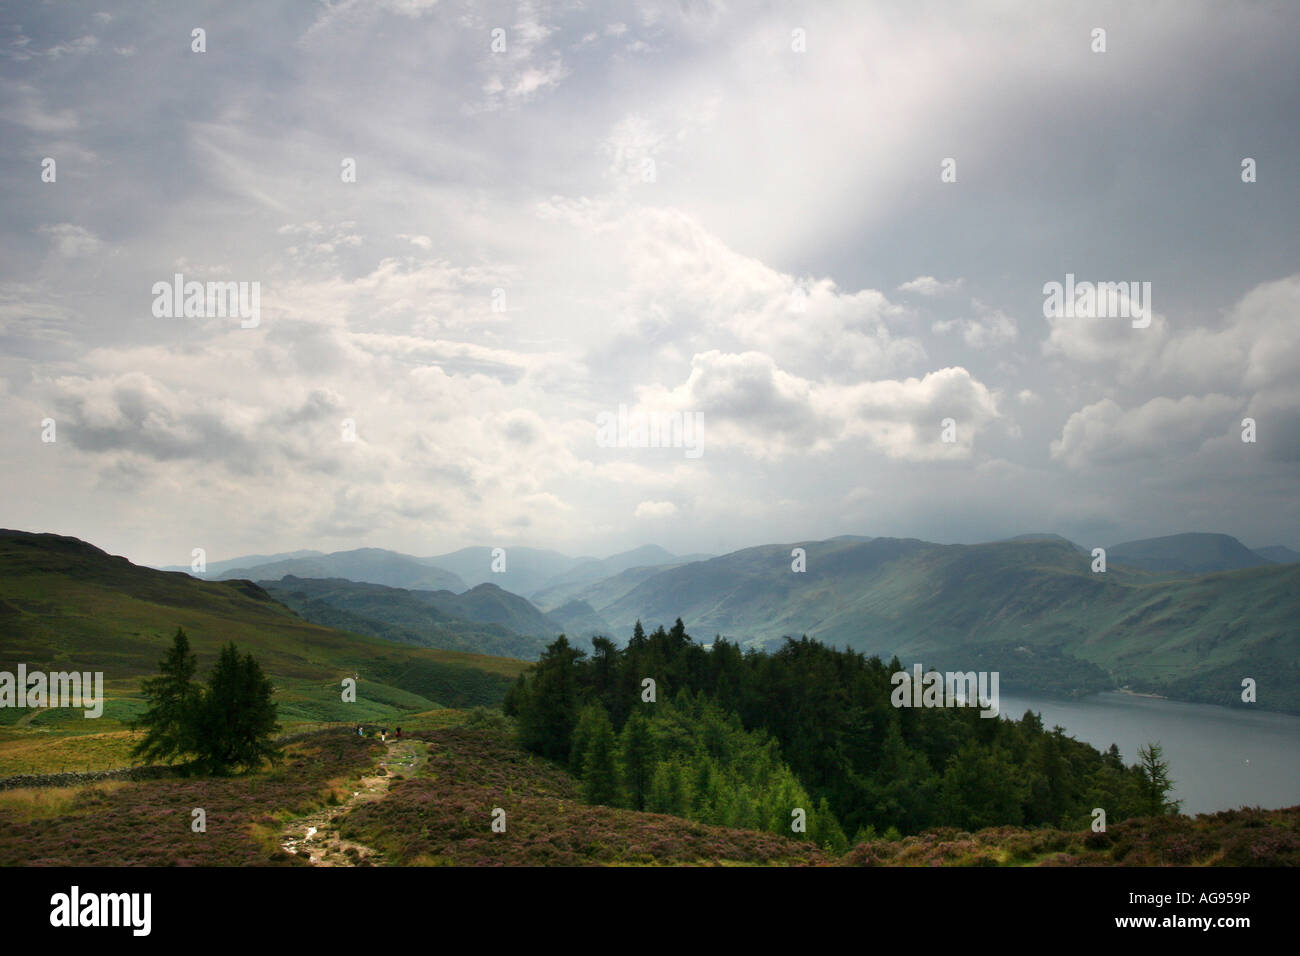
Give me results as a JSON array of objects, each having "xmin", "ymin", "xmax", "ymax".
[
  {"xmin": 561, "ymin": 535, "xmax": 1300, "ymax": 711},
  {"xmin": 157, "ymin": 549, "xmax": 325, "ymax": 576},
  {"xmin": 261, "ymin": 576, "xmax": 551, "ymax": 660},
  {"xmin": 1105, "ymin": 533, "xmax": 1273, "ymax": 574},
  {"xmin": 217, "ymin": 548, "xmax": 467, "ymax": 592},
  {"xmin": 7, "ymin": 527, "xmax": 1297, "ymax": 712},
  {"xmin": 1252, "ymin": 545, "xmax": 1300, "ymax": 565}
]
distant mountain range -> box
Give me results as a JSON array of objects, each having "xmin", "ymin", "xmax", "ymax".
[
  {"xmin": 1107, "ymin": 533, "xmax": 1277, "ymax": 574},
  {"xmin": 260, "ymin": 576, "xmax": 553, "ymax": 660},
  {"xmin": 163, "ymin": 531, "xmax": 1297, "ymax": 599},
  {"xmin": 41, "ymin": 527, "xmax": 1300, "ymax": 712},
  {"xmin": 215, "ymin": 548, "xmax": 468, "ymax": 592}
]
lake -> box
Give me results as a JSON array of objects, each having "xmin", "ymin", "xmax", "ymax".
[{"xmin": 999, "ymin": 691, "xmax": 1300, "ymax": 815}]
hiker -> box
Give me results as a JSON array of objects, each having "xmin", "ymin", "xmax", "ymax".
[
  {"xmin": 395, "ymin": 727, "xmax": 402, "ymax": 739},
  {"xmin": 380, "ymin": 729, "xmax": 387, "ymax": 742}
]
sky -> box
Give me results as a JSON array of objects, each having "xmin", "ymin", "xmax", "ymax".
[{"xmin": 1, "ymin": 0, "xmax": 1297, "ymax": 567}]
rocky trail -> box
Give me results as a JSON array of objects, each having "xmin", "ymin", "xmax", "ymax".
[{"xmin": 279, "ymin": 737, "xmax": 424, "ymax": 867}]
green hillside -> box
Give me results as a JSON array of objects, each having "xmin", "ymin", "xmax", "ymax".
[
  {"xmin": 0, "ymin": 530, "xmax": 528, "ymax": 774},
  {"xmin": 1106, "ymin": 533, "xmax": 1272, "ymax": 574},
  {"xmin": 584, "ymin": 537, "xmax": 1300, "ymax": 710},
  {"xmin": 262, "ymin": 576, "xmax": 551, "ymax": 659}
]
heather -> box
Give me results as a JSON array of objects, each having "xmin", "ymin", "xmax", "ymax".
[
  {"xmin": 0, "ymin": 730, "xmax": 380, "ymax": 866},
  {"xmin": 340, "ymin": 726, "xmax": 825, "ymax": 866},
  {"xmin": 840, "ymin": 806, "xmax": 1300, "ymax": 866}
]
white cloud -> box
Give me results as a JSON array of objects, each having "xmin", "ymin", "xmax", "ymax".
[
  {"xmin": 635, "ymin": 500, "xmax": 677, "ymax": 518},
  {"xmin": 1050, "ymin": 394, "xmax": 1241, "ymax": 469},
  {"xmin": 39, "ymin": 224, "xmax": 102, "ymax": 258},
  {"xmin": 933, "ymin": 299, "xmax": 1018, "ymax": 349},
  {"xmin": 899, "ymin": 275, "xmax": 964, "ymax": 296}
]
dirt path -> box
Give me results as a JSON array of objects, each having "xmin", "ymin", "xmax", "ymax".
[{"xmin": 279, "ymin": 737, "xmax": 425, "ymax": 866}]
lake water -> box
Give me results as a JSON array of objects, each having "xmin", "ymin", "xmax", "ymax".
[{"xmin": 999, "ymin": 691, "xmax": 1300, "ymax": 815}]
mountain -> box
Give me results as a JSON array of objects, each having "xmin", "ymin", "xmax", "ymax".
[
  {"xmin": 418, "ymin": 546, "xmax": 590, "ymax": 596},
  {"xmin": 1106, "ymin": 533, "xmax": 1272, "ymax": 574},
  {"xmin": 1253, "ymin": 545, "xmax": 1300, "ymax": 565},
  {"xmin": 544, "ymin": 597, "xmax": 614, "ymax": 640},
  {"xmin": 0, "ymin": 530, "xmax": 525, "ymax": 733},
  {"xmin": 562, "ymin": 535, "xmax": 1300, "ymax": 710},
  {"xmin": 409, "ymin": 582, "xmax": 563, "ymax": 639},
  {"xmin": 531, "ymin": 560, "xmax": 681, "ymax": 611},
  {"xmin": 261, "ymin": 576, "xmax": 551, "ymax": 660},
  {"xmin": 1000, "ymin": 533, "xmax": 1086, "ymax": 551},
  {"xmin": 530, "ymin": 544, "xmax": 696, "ymax": 597},
  {"xmin": 157, "ymin": 549, "xmax": 325, "ymax": 576},
  {"xmin": 217, "ymin": 548, "xmax": 467, "ymax": 592}
]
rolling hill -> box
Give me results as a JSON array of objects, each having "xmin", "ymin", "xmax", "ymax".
[
  {"xmin": 217, "ymin": 548, "xmax": 467, "ymax": 592},
  {"xmin": 1106, "ymin": 533, "xmax": 1273, "ymax": 574},
  {"xmin": 157, "ymin": 549, "xmax": 325, "ymax": 577},
  {"xmin": 560, "ymin": 535, "xmax": 1300, "ymax": 711},
  {"xmin": 260, "ymin": 576, "xmax": 552, "ymax": 660},
  {"xmin": 0, "ymin": 530, "xmax": 528, "ymax": 756},
  {"xmin": 417, "ymin": 546, "xmax": 589, "ymax": 596},
  {"xmin": 1253, "ymin": 545, "xmax": 1300, "ymax": 565}
]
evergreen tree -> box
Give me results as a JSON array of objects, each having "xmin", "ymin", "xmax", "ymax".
[
  {"xmin": 515, "ymin": 636, "xmax": 585, "ymax": 761},
  {"xmin": 939, "ymin": 743, "xmax": 1025, "ymax": 830},
  {"xmin": 580, "ymin": 705, "xmax": 619, "ymax": 806},
  {"xmin": 191, "ymin": 643, "xmax": 281, "ymax": 775},
  {"xmin": 1136, "ymin": 742, "xmax": 1181, "ymax": 816},
  {"xmin": 811, "ymin": 796, "xmax": 849, "ymax": 855},
  {"xmin": 618, "ymin": 710, "xmax": 656, "ymax": 811},
  {"xmin": 131, "ymin": 627, "xmax": 200, "ymax": 764}
]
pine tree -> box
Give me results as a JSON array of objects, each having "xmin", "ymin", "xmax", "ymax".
[
  {"xmin": 191, "ymin": 643, "xmax": 280, "ymax": 775},
  {"xmin": 515, "ymin": 636, "xmax": 585, "ymax": 762},
  {"xmin": 571, "ymin": 701, "xmax": 607, "ymax": 777},
  {"xmin": 131, "ymin": 627, "xmax": 200, "ymax": 764},
  {"xmin": 1136, "ymin": 742, "xmax": 1181, "ymax": 816},
  {"xmin": 619, "ymin": 710, "xmax": 656, "ymax": 811},
  {"xmin": 580, "ymin": 705, "xmax": 619, "ymax": 806},
  {"xmin": 811, "ymin": 795, "xmax": 849, "ymax": 855}
]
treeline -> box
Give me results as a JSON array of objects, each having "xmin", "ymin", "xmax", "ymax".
[{"xmin": 505, "ymin": 621, "xmax": 1178, "ymax": 843}]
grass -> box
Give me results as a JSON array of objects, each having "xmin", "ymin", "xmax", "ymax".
[{"xmin": 0, "ymin": 781, "xmax": 130, "ymax": 822}]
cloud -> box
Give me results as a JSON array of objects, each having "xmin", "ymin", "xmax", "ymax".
[
  {"xmin": 1050, "ymin": 394, "xmax": 1241, "ymax": 469},
  {"xmin": 933, "ymin": 299, "xmax": 1018, "ymax": 349},
  {"xmin": 39, "ymin": 224, "xmax": 102, "ymax": 258},
  {"xmin": 639, "ymin": 351, "xmax": 1000, "ymax": 462},
  {"xmin": 899, "ymin": 276, "xmax": 964, "ymax": 296},
  {"xmin": 634, "ymin": 500, "xmax": 677, "ymax": 518}
]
